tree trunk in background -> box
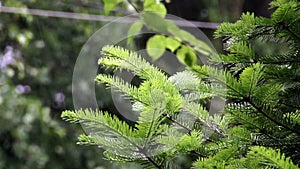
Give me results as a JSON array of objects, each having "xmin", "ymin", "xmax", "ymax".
[
  {"xmin": 243, "ymin": 0, "xmax": 272, "ymax": 17},
  {"xmin": 164, "ymin": 0, "xmax": 201, "ymax": 20},
  {"xmin": 219, "ymin": 0, "xmax": 244, "ymax": 22}
]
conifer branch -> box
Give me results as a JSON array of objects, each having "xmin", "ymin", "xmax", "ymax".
[
  {"xmin": 280, "ymin": 22, "xmax": 300, "ymax": 40},
  {"xmin": 244, "ymin": 97, "xmax": 300, "ymax": 135}
]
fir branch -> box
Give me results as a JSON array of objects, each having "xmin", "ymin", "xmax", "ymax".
[
  {"xmin": 247, "ymin": 146, "xmax": 299, "ymax": 169},
  {"xmin": 226, "ymin": 103, "xmax": 279, "ymax": 140},
  {"xmin": 63, "ymin": 109, "xmax": 163, "ymax": 168},
  {"xmin": 281, "ymin": 102, "xmax": 300, "ymax": 109},
  {"xmin": 191, "ymin": 65, "xmax": 244, "ymax": 99},
  {"xmin": 182, "ymin": 101, "xmax": 226, "ymax": 138},
  {"xmin": 96, "ymin": 73, "xmax": 140, "ymax": 101},
  {"xmin": 212, "ymin": 54, "xmax": 300, "ymax": 65},
  {"xmin": 263, "ymin": 60, "xmax": 300, "ymax": 64},
  {"xmin": 101, "ymin": 45, "xmax": 167, "ymax": 81},
  {"xmin": 279, "ymin": 21, "xmax": 300, "ymax": 41},
  {"xmin": 259, "ymin": 140, "xmax": 300, "ymax": 147},
  {"xmin": 244, "ymin": 97, "xmax": 300, "ymax": 135}
]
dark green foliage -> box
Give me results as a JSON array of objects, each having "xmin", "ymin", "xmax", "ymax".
[
  {"xmin": 62, "ymin": 0, "xmax": 300, "ymax": 168},
  {"xmin": 211, "ymin": 0, "xmax": 300, "ymax": 166}
]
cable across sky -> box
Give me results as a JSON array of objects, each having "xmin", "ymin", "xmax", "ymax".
[{"xmin": 0, "ymin": 6, "xmax": 220, "ymax": 29}]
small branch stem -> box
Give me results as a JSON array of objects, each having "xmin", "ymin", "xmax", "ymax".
[
  {"xmin": 127, "ymin": 0, "xmax": 140, "ymax": 13},
  {"xmin": 166, "ymin": 116, "xmax": 192, "ymax": 132},
  {"xmin": 285, "ymin": 25, "xmax": 300, "ymax": 40},
  {"xmin": 138, "ymin": 147, "xmax": 162, "ymax": 169}
]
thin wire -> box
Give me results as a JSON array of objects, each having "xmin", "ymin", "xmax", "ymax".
[{"xmin": 0, "ymin": 6, "xmax": 221, "ymax": 29}]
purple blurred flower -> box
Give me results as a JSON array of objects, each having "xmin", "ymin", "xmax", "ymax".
[
  {"xmin": 16, "ymin": 85, "xmax": 31, "ymax": 94},
  {"xmin": 0, "ymin": 46, "xmax": 15, "ymax": 72},
  {"xmin": 55, "ymin": 92, "xmax": 65, "ymax": 103}
]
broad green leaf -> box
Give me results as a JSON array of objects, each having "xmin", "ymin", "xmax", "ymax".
[
  {"xmin": 194, "ymin": 45, "xmax": 211, "ymax": 56},
  {"xmin": 165, "ymin": 37, "xmax": 181, "ymax": 52},
  {"xmin": 166, "ymin": 20, "xmax": 181, "ymax": 33},
  {"xmin": 177, "ymin": 30, "xmax": 198, "ymax": 43},
  {"xmin": 176, "ymin": 45, "xmax": 197, "ymax": 67},
  {"xmin": 103, "ymin": 0, "xmax": 122, "ymax": 15},
  {"xmin": 194, "ymin": 40, "xmax": 213, "ymax": 55},
  {"xmin": 141, "ymin": 12, "xmax": 168, "ymax": 33},
  {"xmin": 168, "ymin": 27, "xmax": 213, "ymax": 55},
  {"xmin": 127, "ymin": 21, "xmax": 143, "ymax": 44},
  {"xmin": 143, "ymin": 0, "xmax": 167, "ymax": 18},
  {"xmin": 146, "ymin": 35, "xmax": 166, "ymax": 60},
  {"xmin": 143, "ymin": 0, "xmax": 156, "ymax": 7}
]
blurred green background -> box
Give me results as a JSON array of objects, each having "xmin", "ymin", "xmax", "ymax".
[{"xmin": 0, "ymin": 0, "xmax": 270, "ymax": 168}]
